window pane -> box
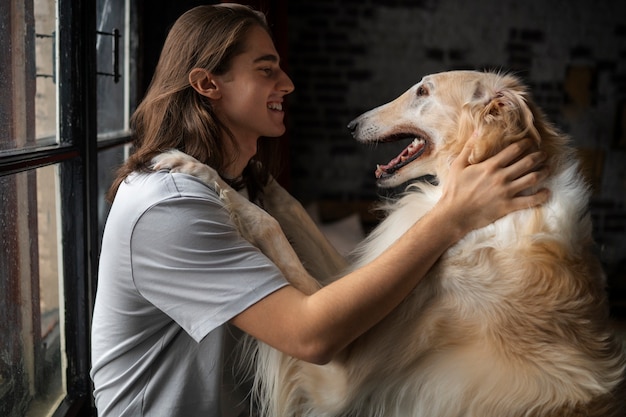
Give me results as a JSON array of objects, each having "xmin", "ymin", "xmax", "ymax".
[
  {"xmin": 0, "ymin": 1, "xmax": 33, "ymax": 152},
  {"xmin": 97, "ymin": 144, "xmax": 130, "ymax": 239},
  {"xmin": 0, "ymin": 165, "xmax": 65, "ymax": 417},
  {"xmin": 0, "ymin": 0, "xmax": 57, "ymax": 153},
  {"xmin": 35, "ymin": 0, "xmax": 58, "ymax": 143},
  {"xmin": 97, "ymin": 0, "xmax": 133, "ymax": 137}
]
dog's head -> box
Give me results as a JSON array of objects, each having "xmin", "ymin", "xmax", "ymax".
[{"xmin": 349, "ymin": 70, "xmax": 548, "ymax": 188}]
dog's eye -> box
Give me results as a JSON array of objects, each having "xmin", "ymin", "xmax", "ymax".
[{"xmin": 416, "ymin": 86, "xmax": 429, "ymax": 97}]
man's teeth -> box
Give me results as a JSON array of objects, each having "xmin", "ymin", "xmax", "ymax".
[{"xmin": 268, "ymin": 102, "xmax": 283, "ymax": 111}]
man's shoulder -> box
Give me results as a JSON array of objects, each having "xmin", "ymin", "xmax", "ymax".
[{"xmin": 127, "ymin": 170, "xmax": 219, "ymax": 201}]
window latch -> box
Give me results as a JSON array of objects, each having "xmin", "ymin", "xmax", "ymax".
[
  {"xmin": 35, "ymin": 32, "xmax": 56, "ymax": 83},
  {"xmin": 96, "ymin": 29, "xmax": 121, "ymax": 83}
]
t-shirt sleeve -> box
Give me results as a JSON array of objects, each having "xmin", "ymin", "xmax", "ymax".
[{"xmin": 130, "ymin": 191, "xmax": 288, "ymax": 343}]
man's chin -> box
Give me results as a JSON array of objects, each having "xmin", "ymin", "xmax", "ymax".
[{"xmin": 264, "ymin": 126, "xmax": 286, "ymax": 138}]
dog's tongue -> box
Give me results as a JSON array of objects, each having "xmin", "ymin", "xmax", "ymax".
[
  {"xmin": 375, "ymin": 139, "xmax": 424, "ymax": 178},
  {"xmin": 375, "ymin": 153, "xmax": 406, "ymax": 178}
]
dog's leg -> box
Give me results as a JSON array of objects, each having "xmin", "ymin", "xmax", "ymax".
[
  {"xmin": 152, "ymin": 150, "xmax": 321, "ymax": 295},
  {"xmin": 261, "ymin": 178, "xmax": 348, "ymax": 283},
  {"xmin": 219, "ymin": 187, "xmax": 321, "ymax": 294},
  {"xmin": 152, "ymin": 150, "xmax": 228, "ymax": 186}
]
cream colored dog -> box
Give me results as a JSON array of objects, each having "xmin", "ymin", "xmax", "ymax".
[{"xmin": 152, "ymin": 70, "xmax": 626, "ymax": 417}]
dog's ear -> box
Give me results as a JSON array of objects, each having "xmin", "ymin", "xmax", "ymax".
[{"xmin": 466, "ymin": 86, "xmax": 541, "ymax": 164}]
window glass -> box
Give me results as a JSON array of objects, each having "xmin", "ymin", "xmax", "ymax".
[
  {"xmin": 0, "ymin": 0, "xmax": 57, "ymax": 153},
  {"xmin": 98, "ymin": 144, "xmax": 130, "ymax": 239},
  {"xmin": 35, "ymin": 0, "xmax": 58, "ymax": 143},
  {"xmin": 0, "ymin": 165, "xmax": 65, "ymax": 417},
  {"xmin": 97, "ymin": 0, "xmax": 133, "ymax": 137}
]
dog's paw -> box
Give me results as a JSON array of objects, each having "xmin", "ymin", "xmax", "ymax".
[
  {"xmin": 151, "ymin": 149, "xmax": 194, "ymax": 171},
  {"xmin": 219, "ymin": 188, "xmax": 247, "ymax": 226},
  {"xmin": 219, "ymin": 188, "xmax": 265, "ymax": 243},
  {"xmin": 218, "ymin": 186, "xmax": 230, "ymax": 205},
  {"xmin": 151, "ymin": 150, "xmax": 221, "ymax": 185}
]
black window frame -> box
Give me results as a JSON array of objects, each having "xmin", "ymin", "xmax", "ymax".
[{"xmin": 0, "ymin": 1, "xmax": 132, "ymax": 415}]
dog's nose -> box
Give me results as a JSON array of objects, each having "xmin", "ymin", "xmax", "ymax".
[{"xmin": 347, "ymin": 120, "xmax": 358, "ymax": 137}]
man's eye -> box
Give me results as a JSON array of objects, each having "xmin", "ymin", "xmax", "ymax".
[{"xmin": 261, "ymin": 68, "xmax": 272, "ymax": 75}]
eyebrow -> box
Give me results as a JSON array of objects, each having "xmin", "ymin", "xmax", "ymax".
[{"xmin": 253, "ymin": 54, "xmax": 279, "ymax": 64}]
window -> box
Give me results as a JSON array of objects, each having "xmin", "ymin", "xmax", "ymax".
[
  {"xmin": 97, "ymin": 0, "xmax": 136, "ymax": 139},
  {"xmin": 0, "ymin": 0, "xmax": 136, "ymax": 416},
  {"xmin": 96, "ymin": 0, "xmax": 137, "ymax": 235},
  {"xmin": 35, "ymin": 0, "xmax": 58, "ymax": 144},
  {"xmin": 0, "ymin": 166, "xmax": 64, "ymax": 416}
]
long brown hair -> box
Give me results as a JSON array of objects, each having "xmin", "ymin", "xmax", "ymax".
[{"xmin": 107, "ymin": 3, "xmax": 281, "ymax": 202}]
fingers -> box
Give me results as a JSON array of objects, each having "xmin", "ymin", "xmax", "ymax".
[
  {"xmin": 452, "ymin": 133, "xmax": 478, "ymax": 169},
  {"xmin": 503, "ymin": 149, "xmax": 547, "ymax": 182},
  {"xmin": 509, "ymin": 188, "xmax": 551, "ymax": 211},
  {"xmin": 442, "ymin": 137, "xmax": 552, "ymax": 234},
  {"xmin": 508, "ymin": 162, "xmax": 548, "ymax": 190},
  {"xmin": 454, "ymin": 137, "xmax": 542, "ymax": 177},
  {"xmin": 505, "ymin": 153, "xmax": 551, "ymax": 211},
  {"xmin": 490, "ymin": 138, "xmax": 539, "ymax": 168}
]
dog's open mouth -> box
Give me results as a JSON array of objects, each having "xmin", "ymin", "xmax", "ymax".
[{"xmin": 375, "ymin": 137, "xmax": 427, "ymax": 179}]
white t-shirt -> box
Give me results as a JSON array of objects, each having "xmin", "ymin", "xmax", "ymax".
[{"xmin": 91, "ymin": 170, "xmax": 288, "ymax": 417}]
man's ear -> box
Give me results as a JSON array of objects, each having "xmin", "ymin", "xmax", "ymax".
[{"xmin": 189, "ymin": 68, "xmax": 221, "ymax": 99}]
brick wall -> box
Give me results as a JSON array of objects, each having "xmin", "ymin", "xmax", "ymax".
[{"xmin": 284, "ymin": 0, "xmax": 626, "ymax": 307}]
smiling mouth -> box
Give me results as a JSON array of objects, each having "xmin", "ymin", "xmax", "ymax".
[
  {"xmin": 267, "ymin": 102, "xmax": 283, "ymax": 111},
  {"xmin": 375, "ymin": 136, "xmax": 427, "ymax": 179}
]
